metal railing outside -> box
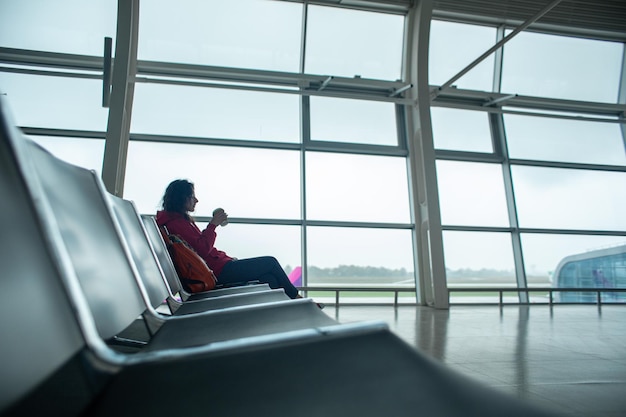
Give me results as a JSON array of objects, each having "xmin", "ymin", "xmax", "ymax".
[
  {"xmin": 449, "ymin": 287, "xmax": 626, "ymax": 308},
  {"xmin": 299, "ymin": 286, "xmax": 416, "ymax": 308},
  {"xmin": 299, "ymin": 286, "xmax": 626, "ymax": 308}
]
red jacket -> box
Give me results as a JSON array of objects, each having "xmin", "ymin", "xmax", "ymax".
[{"xmin": 156, "ymin": 210, "xmax": 233, "ymax": 277}]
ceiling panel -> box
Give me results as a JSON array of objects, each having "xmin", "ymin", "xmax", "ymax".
[{"xmin": 432, "ymin": 0, "xmax": 626, "ymax": 41}]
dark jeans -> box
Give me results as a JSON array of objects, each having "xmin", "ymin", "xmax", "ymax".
[{"xmin": 218, "ymin": 256, "xmax": 299, "ymax": 299}]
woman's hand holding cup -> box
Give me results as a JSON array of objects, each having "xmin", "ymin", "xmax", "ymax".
[{"xmin": 212, "ymin": 207, "xmax": 228, "ymax": 227}]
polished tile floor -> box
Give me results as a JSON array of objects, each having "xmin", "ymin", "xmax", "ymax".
[{"xmin": 324, "ymin": 304, "xmax": 626, "ymax": 417}]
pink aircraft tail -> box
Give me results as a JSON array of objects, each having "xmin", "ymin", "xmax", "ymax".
[{"xmin": 288, "ymin": 266, "xmax": 302, "ymax": 287}]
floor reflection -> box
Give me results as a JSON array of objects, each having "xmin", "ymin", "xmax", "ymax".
[{"xmin": 326, "ymin": 304, "xmax": 626, "ymax": 417}]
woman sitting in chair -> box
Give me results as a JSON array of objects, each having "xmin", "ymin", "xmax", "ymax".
[{"xmin": 156, "ymin": 179, "xmax": 303, "ymax": 300}]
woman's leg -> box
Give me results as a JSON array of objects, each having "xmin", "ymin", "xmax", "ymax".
[{"xmin": 218, "ymin": 256, "xmax": 300, "ymax": 299}]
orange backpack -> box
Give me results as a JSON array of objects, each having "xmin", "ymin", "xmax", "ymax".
[{"xmin": 159, "ymin": 226, "xmax": 217, "ymax": 293}]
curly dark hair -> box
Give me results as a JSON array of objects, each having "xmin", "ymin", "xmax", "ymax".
[{"xmin": 162, "ymin": 179, "xmax": 194, "ymax": 219}]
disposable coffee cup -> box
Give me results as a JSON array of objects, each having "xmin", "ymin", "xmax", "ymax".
[{"xmin": 213, "ymin": 208, "xmax": 228, "ymax": 226}]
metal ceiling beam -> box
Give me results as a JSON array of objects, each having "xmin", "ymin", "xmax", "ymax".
[
  {"xmin": 432, "ymin": 86, "xmax": 626, "ymax": 119},
  {"xmin": 280, "ymin": 0, "xmax": 412, "ymax": 14},
  {"xmin": 431, "ymin": 0, "xmax": 626, "ymax": 42},
  {"xmin": 0, "ymin": 47, "xmax": 103, "ymax": 71}
]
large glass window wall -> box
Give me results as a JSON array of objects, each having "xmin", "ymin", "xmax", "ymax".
[
  {"xmin": 126, "ymin": 1, "xmax": 412, "ymax": 299},
  {"xmin": 431, "ymin": 19, "xmax": 626, "ymax": 304},
  {"xmin": 3, "ymin": 1, "xmax": 625, "ymax": 305},
  {"xmin": 0, "ymin": 0, "xmax": 411, "ymax": 300}
]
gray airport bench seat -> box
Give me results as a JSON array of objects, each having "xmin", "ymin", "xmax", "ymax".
[
  {"xmin": 109, "ymin": 193, "xmax": 291, "ymax": 316},
  {"xmin": 25, "ymin": 136, "xmax": 342, "ymax": 347},
  {"xmin": 141, "ymin": 212, "xmax": 273, "ymax": 304},
  {"xmin": 0, "ymin": 94, "xmax": 561, "ymax": 417}
]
